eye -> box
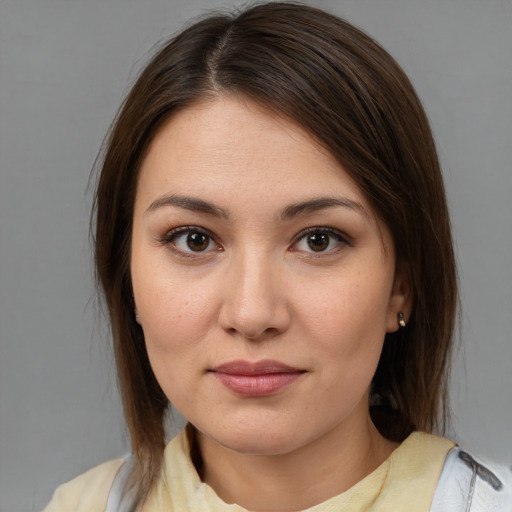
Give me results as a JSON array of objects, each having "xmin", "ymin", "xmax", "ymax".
[
  {"xmin": 162, "ymin": 226, "xmax": 219, "ymax": 255},
  {"xmin": 293, "ymin": 227, "xmax": 348, "ymax": 253}
]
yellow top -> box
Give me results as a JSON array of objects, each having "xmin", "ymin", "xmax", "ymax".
[{"xmin": 43, "ymin": 431, "xmax": 454, "ymax": 512}]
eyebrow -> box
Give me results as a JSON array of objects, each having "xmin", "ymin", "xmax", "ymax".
[
  {"xmin": 279, "ymin": 197, "xmax": 367, "ymax": 221},
  {"xmin": 145, "ymin": 194, "xmax": 366, "ymax": 221},
  {"xmin": 145, "ymin": 194, "xmax": 231, "ymax": 219}
]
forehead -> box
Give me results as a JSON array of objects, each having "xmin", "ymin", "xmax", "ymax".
[{"xmin": 138, "ymin": 96, "xmax": 368, "ymax": 207}]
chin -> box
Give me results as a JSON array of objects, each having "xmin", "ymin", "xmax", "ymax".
[
  {"xmin": 218, "ymin": 435, "xmax": 298, "ymax": 456},
  {"xmin": 198, "ymin": 418, "xmax": 315, "ymax": 457}
]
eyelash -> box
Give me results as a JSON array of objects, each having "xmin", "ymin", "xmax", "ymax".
[{"xmin": 159, "ymin": 225, "xmax": 351, "ymax": 257}]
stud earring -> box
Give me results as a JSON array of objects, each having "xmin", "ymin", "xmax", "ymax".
[{"xmin": 397, "ymin": 312, "xmax": 406, "ymax": 328}]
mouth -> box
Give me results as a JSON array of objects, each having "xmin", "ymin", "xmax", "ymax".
[{"xmin": 209, "ymin": 359, "xmax": 306, "ymax": 397}]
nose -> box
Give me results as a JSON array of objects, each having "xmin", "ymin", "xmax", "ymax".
[{"xmin": 218, "ymin": 251, "xmax": 291, "ymax": 341}]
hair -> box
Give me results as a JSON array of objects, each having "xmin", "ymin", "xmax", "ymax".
[{"xmin": 93, "ymin": 2, "xmax": 457, "ymax": 507}]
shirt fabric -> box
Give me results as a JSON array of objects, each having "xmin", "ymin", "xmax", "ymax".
[{"xmin": 43, "ymin": 430, "xmax": 509, "ymax": 512}]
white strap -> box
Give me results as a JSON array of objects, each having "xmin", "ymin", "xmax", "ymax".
[
  {"xmin": 430, "ymin": 447, "xmax": 512, "ymax": 512},
  {"xmin": 104, "ymin": 455, "xmax": 135, "ymax": 512}
]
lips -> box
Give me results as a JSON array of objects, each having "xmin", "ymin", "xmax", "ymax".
[{"xmin": 210, "ymin": 359, "xmax": 306, "ymax": 397}]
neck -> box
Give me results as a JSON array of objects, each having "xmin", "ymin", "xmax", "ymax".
[{"xmin": 196, "ymin": 416, "xmax": 398, "ymax": 512}]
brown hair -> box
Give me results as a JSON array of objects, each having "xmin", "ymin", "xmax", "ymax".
[{"xmin": 93, "ymin": 2, "xmax": 457, "ymax": 506}]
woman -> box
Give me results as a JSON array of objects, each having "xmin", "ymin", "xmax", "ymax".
[{"xmin": 44, "ymin": 3, "xmax": 511, "ymax": 511}]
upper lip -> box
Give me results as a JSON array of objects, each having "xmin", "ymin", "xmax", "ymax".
[{"xmin": 210, "ymin": 359, "xmax": 304, "ymax": 375}]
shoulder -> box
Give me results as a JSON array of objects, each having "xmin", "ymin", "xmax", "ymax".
[
  {"xmin": 431, "ymin": 446, "xmax": 512, "ymax": 512},
  {"xmin": 43, "ymin": 457, "xmax": 126, "ymax": 512}
]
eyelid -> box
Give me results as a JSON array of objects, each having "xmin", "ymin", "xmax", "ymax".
[{"xmin": 161, "ymin": 225, "xmax": 212, "ymax": 242}]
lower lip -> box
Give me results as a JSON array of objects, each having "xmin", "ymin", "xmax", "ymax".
[{"xmin": 212, "ymin": 372, "xmax": 303, "ymax": 397}]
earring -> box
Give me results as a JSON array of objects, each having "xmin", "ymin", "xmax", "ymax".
[{"xmin": 397, "ymin": 312, "xmax": 406, "ymax": 328}]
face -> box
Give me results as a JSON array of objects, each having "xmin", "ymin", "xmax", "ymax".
[{"xmin": 131, "ymin": 96, "xmax": 409, "ymax": 457}]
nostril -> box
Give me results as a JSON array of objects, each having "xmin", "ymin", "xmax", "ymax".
[{"xmin": 226, "ymin": 326, "xmax": 283, "ymax": 342}]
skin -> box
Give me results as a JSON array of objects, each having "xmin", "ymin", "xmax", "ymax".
[{"xmin": 131, "ymin": 96, "xmax": 411, "ymax": 511}]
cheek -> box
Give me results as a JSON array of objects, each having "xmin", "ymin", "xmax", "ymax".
[
  {"xmin": 134, "ymin": 279, "xmax": 215, "ymax": 405},
  {"xmin": 295, "ymin": 271, "xmax": 391, "ymax": 379},
  {"xmin": 131, "ymin": 248, "xmax": 216, "ymax": 353},
  {"xmin": 137, "ymin": 283, "xmax": 214, "ymax": 351},
  {"xmin": 299, "ymin": 273, "xmax": 391, "ymax": 342}
]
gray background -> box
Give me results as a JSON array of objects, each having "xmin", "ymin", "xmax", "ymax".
[{"xmin": 0, "ymin": 1, "xmax": 511, "ymax": 510}]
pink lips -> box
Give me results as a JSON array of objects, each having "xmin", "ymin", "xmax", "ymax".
[{"xmin": 210, "ymin": 360, "xmax": 305, "ymax": 397}]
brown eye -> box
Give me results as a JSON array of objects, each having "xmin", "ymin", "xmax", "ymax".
[
  {"xmin": 306, "ymin": 233, "xmax": 329, "ymax": 252},
  {"xmin": 293, "ymin": 227, "xmax": 348, "ymax": 254},
  {"xmin": 164, "ymin": 227, "xmax": 218, "ymax": 254},
  {"xmin": 186, "ymin": 232, "xmax": 210, "ymax": 251}
]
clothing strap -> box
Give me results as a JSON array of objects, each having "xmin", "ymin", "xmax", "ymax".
[
  {"xmin": 104, "ymin": 455, "xmax": 135, "ymax": 512},
  {"xmin": 430, "ymin": 446, "xmax": 512, "ymax": 512}
]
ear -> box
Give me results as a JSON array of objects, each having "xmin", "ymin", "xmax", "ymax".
[
  {"xmin": 134, "ymin": 305, "xmax": 142, "ymax": 325},
  {"xmin": 386, "ymin": 263, "xmax": 413, "ymax": 333}
]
